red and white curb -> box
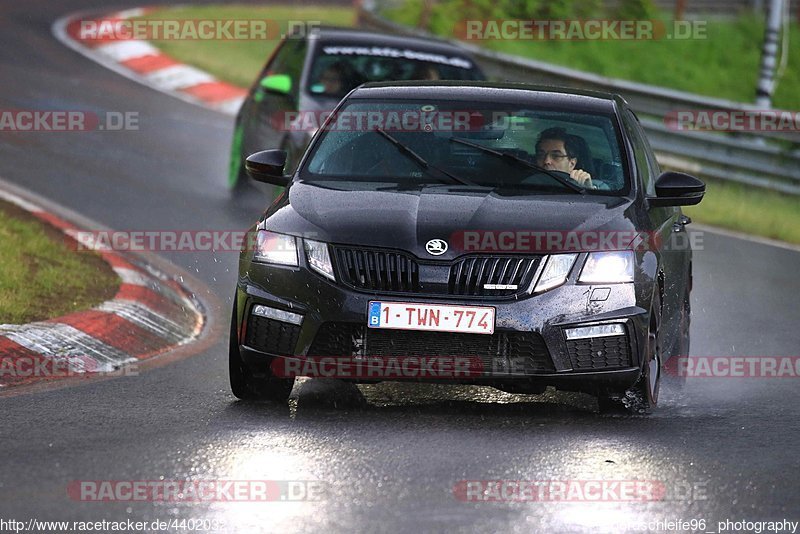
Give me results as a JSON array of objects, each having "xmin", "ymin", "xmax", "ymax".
[
  {"xmin": 0, "ymin": 188, "xmax": 204, "ymax": 390},
  {"xmin": 52, "ymin": 7, "xmax": 246, "ymax": 116}
]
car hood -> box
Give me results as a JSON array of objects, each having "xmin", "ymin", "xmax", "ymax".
[{"xmin": 264, "ymin": 181, "xmax": 641, "ymax": 259}]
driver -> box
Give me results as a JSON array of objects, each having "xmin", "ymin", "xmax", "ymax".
[
  {"xmin": 315, "ymin": 61, "xmax": 365, "ymax": 97},
  {"xmin": 534, "ymin": 127, "xmax": 595, "ymax": 188},
  {"xmin": 317, "ymin": 62, "xmax": 346, "ymax": 95}
]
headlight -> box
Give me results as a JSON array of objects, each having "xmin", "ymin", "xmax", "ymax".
[
  {"xmin": 304, "ymin": 239, "xmax": 335, "ymax": 281},
  {"xmin": 578, "ymin": 250, "xmax": 634, "ymax": 283},
  {"xmin": 253, "ymin": 230, "xmax": 298, "ymax": 266},
  {"xmin": 533, "ymin": 254, "xmax": 577, "ymax": 293}
]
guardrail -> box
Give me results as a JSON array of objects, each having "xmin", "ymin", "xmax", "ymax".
[{"xmin": 358, "ymin": 7, "xmax": 800, "ymax": 195}]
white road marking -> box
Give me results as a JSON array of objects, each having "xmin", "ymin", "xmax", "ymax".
[
  {"xmin": 0, "ymin": 189, "xmax": 42, "ymax": 213},
  {"xmin": 95, "ymin": 40, "xmax": 159, "ymax": 62},
  {"xmin": 146, "ymin": 65, "xmax": 215, "ymax": 91},
  {"xmin": 52, "ymin": 13, "xmax": 239, "ymax": 116},
  {"xmin": 111, "ymin": 267, "xmax": 199, "ymax": 312},
  {"xmin": 113, "ymin": 267, "xmax": 157, "ymax": 287},
  {"xmin": 111, "ymin": 8, "xmax": 148, "ymax": 19},
  {"xmin": 213, "ymin": 97, "xmax": 246, "ymax": 115},
  {"xmin": 98, "ymin": 301, "xmax": 196, "ymax": 343},
  {"xmin": 3, "ymin": 323, "xmax": 137, "ymax": 371},
  {"xmin": 0, "ymin": 174, "xmax": 207, "ymax": 377}
]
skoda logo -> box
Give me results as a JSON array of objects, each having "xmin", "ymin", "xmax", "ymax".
[{"xmin": 425, "ymin": 239, "xmax": 448, "ymax": 256}]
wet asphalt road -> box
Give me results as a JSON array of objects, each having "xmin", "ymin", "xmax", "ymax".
[{"xmin": 1, "ymin": 1, "xmax": 800, "ymax": 532}]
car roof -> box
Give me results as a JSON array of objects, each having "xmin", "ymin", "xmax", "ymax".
[
  {"xmin": 348, "ymin": 81, "xmax": 625, "ymax": 114},
  {"xmin": 306, "ymin": 26, "xmax": 474, "ymax": 57}
]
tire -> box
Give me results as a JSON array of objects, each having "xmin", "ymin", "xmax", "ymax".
[
  {"xmin": 674, "ymin": 291, "xmax": 691, "ymax": 389},
  {"xmin": 229, "ymin": 301, "xmax": 294, "ymax": 402},
  {"xmin": 229, "ymin": 164, "xmax": 250, "ymax": 196},
  {"xmin": 228, "ymin": 123, "xmax": 247, "ymax": 192},
  {"xmin": 662, "ymin": 283, "xmax": 691, "ymax": 362},
  {"xmin": 599, "ymin": 292, "xmax": 662, "ymax": 415}
]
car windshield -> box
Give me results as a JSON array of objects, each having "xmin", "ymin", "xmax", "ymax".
[
  {"xmin": 301, "ymin": 98, "xmax": 628, "ymax": 194},
  {"xmin": 307, "ymin": 45, "xmax": 483, "ymax": 98}
]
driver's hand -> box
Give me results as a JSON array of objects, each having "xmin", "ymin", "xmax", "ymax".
[{"xmin": 570, "ymin": 169, "xmax": 595, "ymax": 188}]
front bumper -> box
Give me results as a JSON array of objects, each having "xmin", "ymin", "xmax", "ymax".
[{"xmin": 235, "ymin": 257, "xmax": 650, "ymax": 394}]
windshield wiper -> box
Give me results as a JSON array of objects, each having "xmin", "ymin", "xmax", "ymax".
[
  {"xmin": 374, "ymin": 128, "xmax": 476, "ymax": 187},
  {"xmin": 449, "ymin": 137, "xmax": 585, "ymax": 194}
]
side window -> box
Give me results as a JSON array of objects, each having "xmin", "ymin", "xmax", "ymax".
[
  {"xmin": 258, "ymin": 42, "xmax": 288, "ymax": 81},
  {"xmin": 634, "ymin": 112, "xmax": 661, "ymax": 177},
  {"xmin": 280, "ymin": 41, "xmax": 307, "ymax": 90},
  {"xmin": 623, "ymin": 110, "xmax": 656, "ymax": 196},
  {"xmin": 257, "ymin": 40, "xmax": 307, "ymax": 96}
]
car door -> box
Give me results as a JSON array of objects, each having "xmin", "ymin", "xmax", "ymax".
[
  {"xmin": 624, "ymin": 109, "xmax": 687, "ymax": 342},
  {"xmin": 241, "ymin": 38, "xmax": 308, "ymax": 169}
]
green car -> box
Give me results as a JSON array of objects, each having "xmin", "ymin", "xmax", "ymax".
[{"xmin": 228, "ymin": 26, "xmax": 485, "ymax": 194}]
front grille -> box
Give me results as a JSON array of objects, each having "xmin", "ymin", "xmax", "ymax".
[
  {"xmin": 334, "ymin": 247, "xmax": 420, "ymax": 292},
  {"xmin": 307, "ymin": 322, "xmax": 555, "ymax": 375},
  {"xmin": 245, "ymin": 315, "xmax": 300, "ymax": 355},
  {"xmin": 449, "ymin": 256, "xmax": 540, "ymax": 296},
  {"xmin": 332, "ymin": 245, "xmax": 541, "ymax": 298},
  {"xmin": 566, "ymin": 335, "xmax": 632, "ymax": 369}
]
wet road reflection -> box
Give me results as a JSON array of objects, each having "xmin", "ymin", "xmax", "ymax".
[{"xmin": 160, "ymin": 375, "xmax": 742, "ymax": 533}]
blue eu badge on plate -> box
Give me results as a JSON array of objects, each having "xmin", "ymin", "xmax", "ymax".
[{"xmin": 368, "ymin": 301, "xmax": 382, "ymax": 327}]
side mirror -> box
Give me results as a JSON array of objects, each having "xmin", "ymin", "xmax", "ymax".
[
  {"xmin": 648, "ymin": 171, "xmax": 705, "ymax": 207},
  {"xmin": 259, "ymin": 74, "xmax": 292, "ymax": 95},
  {"xmin": 245, "ymin": 150, "xmax": 290, "ymax": 187}
]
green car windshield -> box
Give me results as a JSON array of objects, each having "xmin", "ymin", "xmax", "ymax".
[
  {"xmin": 301, "ymin": 99, "xmax": 628, "ymax": 194},
  {"xmin": 307, "ymin": 47, "xmax": 483, "ymax": 99}
]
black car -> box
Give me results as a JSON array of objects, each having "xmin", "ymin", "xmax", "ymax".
[
  {"xmin": 228, "ymin": 27, "xmax": 485, "ymax": 191},
  {"xmin": 229, "ymin": 81, "xmax": 705, "ymax": 414}
]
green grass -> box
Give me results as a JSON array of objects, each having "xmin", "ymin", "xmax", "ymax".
[
  {"xmin": 383, "ymin": 3, "xmax": 800, "ymax": 110},
  {"xmin": 682, "ymin": 177, "xmax": 800, "ymax": 244},
  {"xmin": 0, "ymin": 201, "xmax": 119, "ymax": 324},
  {"xmin": 136, "ymin": 5, "xmax": 357, "ymax": 88}
]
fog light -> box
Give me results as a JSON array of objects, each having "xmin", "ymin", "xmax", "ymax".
[
  {"xmin": 252, "ymin": 304, "xmax": 303, "ymax": 325},
  {"xmin": 564, "ymin": 324, "xmax": 625, "ymax": 340}
]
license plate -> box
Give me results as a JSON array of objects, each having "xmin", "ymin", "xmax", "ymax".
[{"xmin": 368, "ymin": 301, "xmax": 495, "ymax": 335}]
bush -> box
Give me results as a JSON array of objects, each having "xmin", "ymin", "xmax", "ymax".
[
  {"xmin": 429, "ymin": 0, "xmax": 602, "ymax": 25},
  {"xmin": 613, "ymin": 0, "xmax": 657, "ymax": 20}
]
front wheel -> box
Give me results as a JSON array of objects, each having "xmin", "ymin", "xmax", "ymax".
[
  {"xmin": 229, "ymin": 301, "xmax": 294, "ymax": 402},
  {"xmin": 228, "ymin": 123, "xmax": 247, "ymax": 192},
  {"xmin": 599, "ymin": 293, "xmax": 661, "ymax": 415}
]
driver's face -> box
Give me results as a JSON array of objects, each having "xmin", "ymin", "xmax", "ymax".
[
  {"xmin": 320, "ymin": 68, "xmax": 343, "ymax": 94},
  {"xmin": 535, "ymin": 139, "xmax": 576, "ymax": 173}
]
